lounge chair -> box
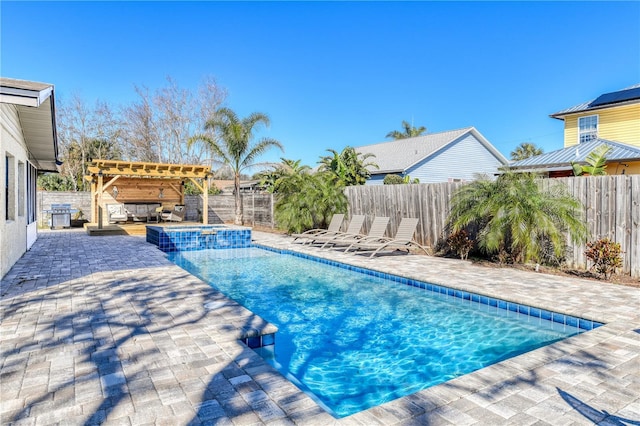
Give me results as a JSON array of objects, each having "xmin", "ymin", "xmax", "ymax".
[
  {"xmin": 161, "ymin": 205, "xmax": 185, "ymax": 222},
  {"xmin": 345, "ymin": 217, "xmax": 429, "ymax": 257},
  {"xmin": 106, "ymin": 203, "xmax": 128, "ymax": 223},
  {"xmin": 291, "ymin": 214, "xmax": 345, "ymax": 243},
  {"xmin": 320, "ymin": 216, "xmax": 390, "ymax": 249},
  {"xmin": 302, "ymin": 215, "xmax": 365, "ymax": 245}
]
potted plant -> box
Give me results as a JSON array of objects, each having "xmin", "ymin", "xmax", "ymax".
[{"xmin": 71, "ymin": 209, "xmax": 89, "ymax": 227}]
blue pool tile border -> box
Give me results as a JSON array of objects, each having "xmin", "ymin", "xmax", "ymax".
[
  {"xmin": 147, "ymin": 225, "xmax": 251, "ymax": 252},
  {"xmin": 253, "ymin": 244, "xmax": 604, "ymax": 332},
  {"xmin": 243, "ymin": 332, "xmax": 276, "ymax": 349}
]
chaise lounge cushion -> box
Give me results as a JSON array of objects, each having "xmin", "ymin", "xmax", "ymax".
[
  {"xmin": 162, "ymin": 205, "xmax": 185, "ymax": 222},
  {"xmin": 124, "ymin": 203, "xmax": 162, "ymax": 222},
  {"xmin": 106, "ymin": 203, "xmax": 128, "ymax": 223}
]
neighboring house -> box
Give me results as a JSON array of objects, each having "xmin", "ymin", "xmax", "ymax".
[
  {"xmin": 550, "ymin": 84, "xmax": 640, "ymax": 148},
  {"xmin": 214, "ymin": 179, "xmax": 264, "ymax": 194},
  {"xmin": 357, "ymin": 127, "xmax": 508, "ymax": 184},
  {"xmin": 509, "ymin": 139, "xmax": 640, "ymax": 177},
  {"xmin": 1, "ymin": 77, "xmax": 61, "ymax": 279}
]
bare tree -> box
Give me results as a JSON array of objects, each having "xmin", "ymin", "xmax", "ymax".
[
  {"xmin": 121, "ymin": 85, "xmax": 160, "ymax": 162},
  {"xmin": 154, "ymin": 76, "xmax": 192, "ymax": 163},
  {"xmin": 194, "ymin": 75, "xmax": 227, "ymax": 166},
  {"xmin": 93, "ymin": 100, "xmax": 122, "ymax": 160},
  {"xmin": 56, "ymin": 95, "xmax": 122, "ymax": 191},
  {"xmin": 52, "ymin": 75, "xmax": 229, "ymax": 193},
  {"xmin": 121, "ymin": 76, "xmax": 227, "ymax": 164},
  {"xmin": 56, "ymin": 94, "xmax": 94, "ymax": 191}
]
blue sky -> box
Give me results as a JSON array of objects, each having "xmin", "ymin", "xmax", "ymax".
[{"xmin": 2, "ymin": 1, "xmax": 639, "ymax": 168}]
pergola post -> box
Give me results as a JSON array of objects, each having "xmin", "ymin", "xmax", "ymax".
[
  {"xmin": 97, "ymin": 172, "xmax": 104, "ymax": 228},
  {"xmin": 90, "ymin": 179, "xmax": 96, "ymax": 224},
  {"xmin": 203, "ymin": 179, "xmax": 209, "ymax": 225}
]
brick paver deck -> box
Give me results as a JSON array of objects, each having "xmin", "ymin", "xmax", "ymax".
[{"xmin": 1, "ymin": 229, "xmax": 638, "ymax": 425}]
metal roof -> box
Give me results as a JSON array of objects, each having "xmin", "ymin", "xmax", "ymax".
[
  {"xmin": 0, "ymin": 77, "xmax": 61, "ymax": 172},
  {"xmin": 509, "ymin": 139, "xmax": 640, "ymax": 170},
  {"xmin": 550, "ymin": 84, "xmax": 640, "ymax": 119},
  {"xmin": 356, "ymin": 127, "xmax": 508, "ymax": 174}
]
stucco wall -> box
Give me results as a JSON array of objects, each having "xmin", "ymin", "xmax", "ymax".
[{"xmin": 1, "ymin": 103, "xmax": 29, "ymax": 278}]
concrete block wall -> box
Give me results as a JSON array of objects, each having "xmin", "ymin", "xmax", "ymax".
[{"xmin": 38, "ymin": 191, "xmax": 92, "ymax": 227}]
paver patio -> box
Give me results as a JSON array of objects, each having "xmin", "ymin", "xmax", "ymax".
[{"xmin": 1, "ymin": 229, "xmax": 638, "ymax": 425}]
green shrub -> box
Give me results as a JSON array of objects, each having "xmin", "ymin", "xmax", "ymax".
[
  {"xmin": 383, "ymin": 174, "xmax": 405, "ymax": 185},
  {"xmin": 274, "ymin": 172, "xmax": 347, "ymax": 234},
  {"xmin": 585, "ymin": 238, "xmax": 623, "ymax": 280},
  {"xmin": 184, "ymin": 180, "xmax": 220, "ymax": 195}
]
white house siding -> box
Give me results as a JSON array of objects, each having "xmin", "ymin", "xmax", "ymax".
[
  {"xmin": 406, "ymin": 133, "xmax": 503, "ymax": 184},
  {"xmin": 1, "ymin": 103, "xmax": 30, "ymax": 278}
]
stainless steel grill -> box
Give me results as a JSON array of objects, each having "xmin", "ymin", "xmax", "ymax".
[{"xmin": 44, "ymin": 204, "xmax": 77, "ymax": 229}]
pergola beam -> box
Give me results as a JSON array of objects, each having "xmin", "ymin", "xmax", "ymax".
[{"xmin": 87, "ymin": 160, "xmax": 210, "ymax": 179}]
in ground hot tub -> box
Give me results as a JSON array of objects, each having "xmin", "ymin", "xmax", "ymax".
[{"xmin": 146, "ymin": 224, "xmax": 251, "ymax": 252}]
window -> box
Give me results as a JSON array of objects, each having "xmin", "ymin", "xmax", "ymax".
[
  {"xmin": 5, "ymin": 154, "xmax": 15, "ymax": 221},
  {"xmin": 578, "ymin": 115, "xmax": 598, "ymax": 143},
  {"xmin": 18, "ymin": 161, "xmax": 25, "ymax": 217}
]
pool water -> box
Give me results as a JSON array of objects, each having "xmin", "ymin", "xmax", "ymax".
[{"xmin": 169, "ymin": 247, "xmax": 586, "ymax": 418}]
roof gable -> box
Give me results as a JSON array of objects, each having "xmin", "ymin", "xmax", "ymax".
[
  {"xmin": 356, "ymin": 127, "xmax": 507, "ymax": 174},
  {"xmin": 550, "ymin": 84, "xmax": 640, "ymax": 119}
]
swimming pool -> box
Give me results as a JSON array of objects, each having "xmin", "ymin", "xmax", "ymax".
[{"xmin": 168, "ymin": 247, "xmax": 601, "ymax": 418}]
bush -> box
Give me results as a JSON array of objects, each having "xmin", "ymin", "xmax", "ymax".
[
  {"xmin": 184, "ymin": 180, "xmax": 220, "ymax": 195},
  {"xmin": 447, "ymin": 171, "xmax": 586, "ymax": 264},
  {"xmin": 585, "ymin": 238, "xmax": 623, "ymax": 280},
  {"xmin": 38, "ymin": 173, "xmax": 76, "ymax": 191},
  {"xmin": 446, "ymin": 230, "xmax": 474, "ymax": 260},
  {"xmin": 274, "ymin": 172, "xmax": 347, "ymax": 234},
  {"xmin": 383, "ymin": 174, "xmax": 405, "ymax": 185}
]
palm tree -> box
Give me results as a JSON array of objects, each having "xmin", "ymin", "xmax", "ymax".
[
  {"xmin": 318, "ymin": 146, "xmax": 378, "ymax": 186},
  {"xmin": 448, "ymin": 171, "xmax": 587, "ymax": 264},
  {"xmin": 510, "ymin": 142, "xmax": 543, "ymax": 161},
  {"xmin": 189, "ymin": 107, "xmax": 283, "ymax": 224},
  {"xmin": 386, "ymin": 120, "xmax": 427, "ymax": 140},
  {"xmin": 280, "ymin": 158, "xmax": 311, "ymax": 175},
  {"xmin": 571, "ymin": 144, "xmax": 612, "ymax": 176},
  {"xmin": 257, "ymin": 158, "xmax": 311, "ymax": 193}
]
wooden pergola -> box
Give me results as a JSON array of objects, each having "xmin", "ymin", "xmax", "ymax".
[{"xmin": 85, "ymin": 160, "xmax": 212, "ymax": 226}]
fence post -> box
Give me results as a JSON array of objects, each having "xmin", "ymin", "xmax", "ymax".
[{"xmin": 271, "ymin": 193, "xmax": 275, "ymax": 229}]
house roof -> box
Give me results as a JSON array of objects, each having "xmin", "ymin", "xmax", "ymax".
[
  {"xmin": 550, "ymin": 84, "xmax": 640, "ymax": 120},
  {"xmin": 356, "ymin": 127, "xmax": 508, "ymax": 175},
  {"xmin": 0, "ymin": 77, "xmax": 61, "ymax": 172},
  {"xmin": 509, "ymin": 139, "xmax": 640, "ymax": 172}
]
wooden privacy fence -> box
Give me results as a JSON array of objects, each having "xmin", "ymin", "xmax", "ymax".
[
  {"xmin": 546, "ymin": 175, "xmax": 639, "ymax": 278},
  {"xmin": 345, "ymin": 175, "xmax": 639, "ymax": 278},
  {"xmin": 186, "ymin": 193, "xmax": 275, "ymax": 228}
]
